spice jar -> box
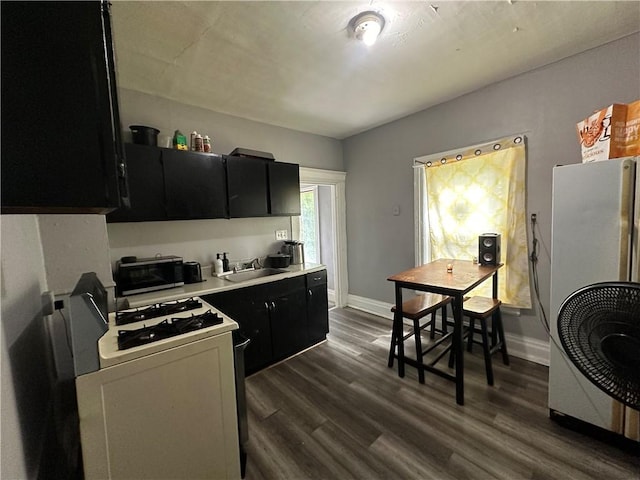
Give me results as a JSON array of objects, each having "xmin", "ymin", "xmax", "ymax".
[{"xmin": 203, "ymin": 135, "xmax": 211, "ymax": 153}]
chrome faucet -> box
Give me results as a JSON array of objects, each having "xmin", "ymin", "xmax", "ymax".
[
  {"xmin": 248, "ymin": 257, "xmax": 262, "ymax": 269},
  {"xmin": 234, "ymin": 258, "xmax": 262, "ymax": 273}
]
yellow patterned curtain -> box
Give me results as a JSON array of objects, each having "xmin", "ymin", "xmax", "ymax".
[{"xmin": 424, "ymin": 137, "xmax": 531, "ymax": 308}]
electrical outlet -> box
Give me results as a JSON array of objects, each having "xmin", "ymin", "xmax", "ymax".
[{"xmin": 275, "ymin": 230, "xmax": 288, "ymax": 240}]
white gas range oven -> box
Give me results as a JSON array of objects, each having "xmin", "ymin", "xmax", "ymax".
[{"xmin": 66, "ymin": 273, "xmax": 243, "ymax": 479}]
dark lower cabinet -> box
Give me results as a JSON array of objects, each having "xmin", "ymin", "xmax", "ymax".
[
  {"xmin": 204, "ymin": 287, "xmax": 273, "ymax": 374},
  {"xmin": 269, "ymin": 278, "xmax": 308, "ymax": 360},
  {"xmin": 306, "ymin": 270, "xmax": 329, "ymax": 345},
  {"xmin": 204, "ymin": 270, "xmax": 328, "ymax": 375}
]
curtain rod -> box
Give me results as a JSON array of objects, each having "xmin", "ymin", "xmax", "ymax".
[{"xmin": 412, "ymin": 133, "xmax": 527, "ymax": 168}]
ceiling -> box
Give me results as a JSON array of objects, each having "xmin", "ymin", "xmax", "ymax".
[{"xmin": 111, "ymin": 1, "xmax": 640, "ymax": 140}]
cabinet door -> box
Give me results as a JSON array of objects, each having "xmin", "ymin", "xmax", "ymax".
[
  {"xmin": 107, "ymin": 144, "xmax": 166, "ymax": 222},
  {"xmin": 163, "ymin": 149, "xmax": 227, "ymax": 219},
  {"xmin": 268, "ymin": 162, "xmax": 301, "ymax": 216},
  {"xmin": 307, "ymin": 270, "xmax": 329, "ymax": 345},
  {"xmin": 1, "ymin": 1, "xmax": 128, "ymax": 214},
  {"xmin": 270, "ymin": 277, "xmax": 308, "ymax": 360},
  {"xmin": 203, "ymin": 288, "xmax": 272, "ymax": 375},
  {"xmin": 226, "ymin": 155, "xmax": 269, "ymax": 218}
]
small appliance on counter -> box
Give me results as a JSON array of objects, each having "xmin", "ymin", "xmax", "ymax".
[
  {"xmin": 115, "ymin": 255, "xmax": 184, "ymax": 296},
  {"xmin": 183, "ymin": 261, "xmax": 203, "ymax": 284},
  {"xmin": 282, "ymin": 240, "xmax": 305, "ymax": 264},
  {"xmin": 267, "ymin": 253, "xmax": 291, "ymax": 268}
]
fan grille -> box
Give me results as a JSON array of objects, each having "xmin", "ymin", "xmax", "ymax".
[{"xmin": 557, "ymin": 281, "xmax": 640, "ymax": 410}]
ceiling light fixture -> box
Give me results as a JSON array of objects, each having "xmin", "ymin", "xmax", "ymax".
[{"xmin": 350, "ymin": 11, "xmax": 385, "ymax": 46}]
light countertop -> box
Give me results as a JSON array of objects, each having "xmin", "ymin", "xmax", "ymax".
[{"xmin": 122, "ymin": 263, "xmax": 326, "ymax": 308}]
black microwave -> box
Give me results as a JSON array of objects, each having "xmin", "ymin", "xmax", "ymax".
[{"xmin": 115, "ymin": 256, "xmax": 184, "ymax": 296}]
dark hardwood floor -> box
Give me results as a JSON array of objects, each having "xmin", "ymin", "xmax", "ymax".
[{"xmin": 244, "ymin": 307, "xmax": 639, "ymax": 480}]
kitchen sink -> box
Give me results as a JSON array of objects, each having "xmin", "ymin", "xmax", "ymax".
[{"xmin": 224, "ymin": 268, "xmax": 288, "ymax": 283}]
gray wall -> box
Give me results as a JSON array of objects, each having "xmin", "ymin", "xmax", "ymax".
[
  {"xmin": 119, "ymin": 89, "xmax": 344, "ymax": 170},
  {"xmin": 342, "ymin": 33, "xmax": 640, "ymax": 342},
  {"xmin": 1, "ymin": 216, "xmax": 51, "ymax": 479}
]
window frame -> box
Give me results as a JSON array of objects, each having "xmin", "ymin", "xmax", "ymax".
[{"xmin": 300, "ymin": 184, "xmax": 321, "ymax": 264}]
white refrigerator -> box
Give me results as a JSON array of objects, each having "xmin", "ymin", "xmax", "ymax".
[{"xmin": 549, "ymin": 157, "xmax": 639, "ymax": 442}]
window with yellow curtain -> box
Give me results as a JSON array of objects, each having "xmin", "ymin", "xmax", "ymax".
[{"xmin": 414, "ymin": 135, "xmax": 531, "ymax": 308}]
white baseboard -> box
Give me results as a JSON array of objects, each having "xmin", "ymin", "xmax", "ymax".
[
  {"xmin": 502, "ymin": 332, "xmax": 549, "ymax": 366},
  {"xmin": 346, "ymin": 293, "xmax": 549, "ymax": 366},
  {"xmin": 327, "ymin": 288, "xmax": 335, "ymax": 305}
]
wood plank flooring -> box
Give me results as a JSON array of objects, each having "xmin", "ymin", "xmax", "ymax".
[{"xmin": 244, "ymin": 307, "xmax": 639, "ymax": 480}]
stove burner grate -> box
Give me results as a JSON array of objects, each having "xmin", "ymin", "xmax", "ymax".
[
  {"xmin": 172, "ymin": 311, "xmax": 224, "ymax": 334},
  {"xmin": 117, "ymin": 310, "xmax": 223, "ymax": 350},
  {"xmin": 115, "ymin": 298, "xmax": 202, "ymax": 325}
]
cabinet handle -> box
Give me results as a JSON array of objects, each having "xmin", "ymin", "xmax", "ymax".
[
  {"xmin": 264, "ymin": 302, "xmax": 269, "ymax": 311},
  {"xmin": 308, "ymin": 289, "xmax": 313, "ymax": 297},
  {"xmin": 271, "ymin": 301, "xmax": 276, "ymax": 311}
]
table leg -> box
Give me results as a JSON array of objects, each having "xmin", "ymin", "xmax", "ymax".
[
  {"xmin": 394, "ymin": 283, "xmax": 405, "ymax": 377},
  {"xmin": 453, "ymin": 294, "xmax": 464, "ymax": 405}
]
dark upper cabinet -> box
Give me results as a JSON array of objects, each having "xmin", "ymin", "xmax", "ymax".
[
  {"xmin": 226, "ymin": 155, "xmax": 269, "ymax": 218},
  {"xmin": 268, "ymin": 162, "xmax": 301, "ymax": 216},
  {"xmin": 1, "ymin": 1, "xmax": 129, "ymax": 214},
  {"xmin": 163, "ymin": 149, "xmax": 227, "ymax": 220},
  {"xmin": 107, "ymin": 144, "xmax": 165, "ymax": 223},
  {"xmin": 226, "ymin": 155, "xmax": 301, "ymax": 218},
  {"xmin": 108, "ymin": 148, "xmax": 300, "ymax": 222},
  {"xmin": 108, "ymin": 146, "xmax": 228, "ymax": 222}
]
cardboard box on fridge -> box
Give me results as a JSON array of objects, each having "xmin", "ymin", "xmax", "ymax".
[{"xmin": 577, "ymin": 100, "xmax": 640, "ymax": 163}]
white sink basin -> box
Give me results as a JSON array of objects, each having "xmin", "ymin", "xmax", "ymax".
[{"xmin": 224, "ymin": 268, "xmax": 288, "ymax": 283}]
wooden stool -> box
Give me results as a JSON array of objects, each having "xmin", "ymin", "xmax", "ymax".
[
  {"xmin": 388, "ymin": 293, "xmax": 452, "ymax": 383},
  {"xmin": 463, "ymin": 296, "xmax": 509, "ymax": 386}
]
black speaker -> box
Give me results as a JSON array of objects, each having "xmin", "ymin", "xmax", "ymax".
[{"xmin": 479, "ymin": 233, "xmax": 501, "ymax": 265}]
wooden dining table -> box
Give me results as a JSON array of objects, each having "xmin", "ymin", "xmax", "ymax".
[{"xmin": 387, "ymin": 258, "xmax": 503, "ymax": 405}]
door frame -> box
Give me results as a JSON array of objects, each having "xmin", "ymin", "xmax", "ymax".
[{"xmin": 294, "ymin": 167, "xmax": 348, "ymax": 308}]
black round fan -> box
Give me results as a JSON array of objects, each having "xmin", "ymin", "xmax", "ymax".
[{"xmin": 557, "ymin": 281, "xmax": 640, "ymax": 410}]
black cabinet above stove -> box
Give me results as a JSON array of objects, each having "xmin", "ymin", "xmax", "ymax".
[{"xmin": 164, "ymin": 150, "xmax": 227, "ymax": 220}]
